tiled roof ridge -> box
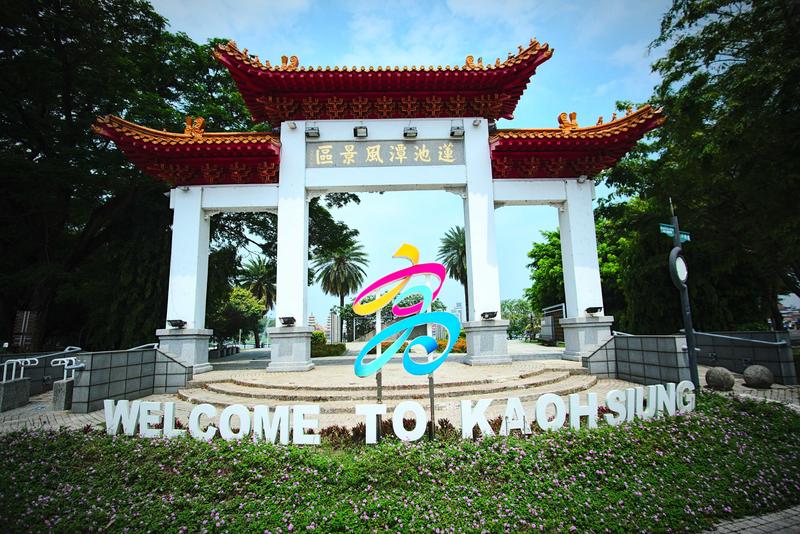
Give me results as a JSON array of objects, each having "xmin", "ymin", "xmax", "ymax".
[
  {"xmin": 92, "ymin": 115, "xmax": 281, "ymax": 147},
  {"xmin": 492, "ymin": 105, "xmax": 664, "ymax": 140},
  {"xmin": 214, "ymin": 38, "xmax": 553, "ymax": 74}
]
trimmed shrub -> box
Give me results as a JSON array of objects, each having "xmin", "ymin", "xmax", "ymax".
[
  {"xmin": 311, "ymin": 330, "xmax": 327, "ymax": 347},
  {"xmin": 311, "ymin": 343, "xmax": 346, "ymax": 357}
]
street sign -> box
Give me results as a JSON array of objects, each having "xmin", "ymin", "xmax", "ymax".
[{"xmin": 659, "ymin": 223, "xmax": 691, "ymax": 242}]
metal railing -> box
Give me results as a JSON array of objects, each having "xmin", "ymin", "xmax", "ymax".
[
  {"xmin": 128, "ymin": 343, "xmax": 158, "ymax": 350},
  {"xmin": 687, "ymin": 330, "xmax": 789, "ymax": 347},
  {"xmin": 2, "ymin": 358, "xmax": 40, "ymax": 383}
]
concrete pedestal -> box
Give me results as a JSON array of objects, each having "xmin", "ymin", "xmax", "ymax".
[
  {"xmin": 463, "ymin": 320, "xmax": 512, "ymax": 366},
  {"xmin": 267, "ymin": 326, "xmax": 314, "ymax": 372},
  {"xmin": 156, "ymin": 328, "xmax": 213, "ymax": 374},
  {"xmin": 52, "ymin": 378, "xmax": 74, "ymax": 411},
  {"xmin": 0, "ymin": 377, "xmax": 31, "ymax": 412},
  {"xmin": 560, "ymin": 316, "xmax": 614, "ymax": 362}
]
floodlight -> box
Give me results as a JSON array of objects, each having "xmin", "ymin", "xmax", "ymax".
[
  {"xmin": 305, "ymin": 126, "xmax": 320, "ymax": 138},
  {"xmin": 167, "ymin": 319, "xmax": 187, "ymax": 328},
  {"xmin": 585, "ymin": 306, "xmax": 603, "ymax": 315},
  {"xmin": 403, "ymin": 127, "xmax": 418, "ymax": 138},
  {"xmin": 353, "ymin": 126, "xmax": 368, "ymax": 138},
  {"xmin": 450, "ymin": 126, "xmax": 465, "ymax": 138},
  {"xmin": 280, "ymin": 316, "xmax": 296, "ymax": 327},
  {"xmin": 481, "ymin": 311, "xmax": 497, "ymax": 320}
]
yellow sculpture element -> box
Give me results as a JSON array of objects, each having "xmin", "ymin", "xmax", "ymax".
[
  {"xmin": 184, "ymin": 116, "xmax": 205, "ymax": 137},
  {"xmin": 365, "ymin": 144, "xmax": 384, "ymax": 164},
  {"xmin": 414, "ymin": 144, "xmax": 431, "ymax": 163},
  {"xmin": 597, "ymin": 116, "xmax": 604, "ymax": 125},
  {"xmin": 280, "ymin": 55, "xmax": 299, "ymax": 70},
  {"xmin": 353, "ymin": 243, "xmax": 420, "ymax": 316},
  {"xmin": 340, "ymin": 144, "xmax": 357, "ymax": 165},
  {"xmin": 557, "ymin": 112, "xmax": 578, "ymax": 130},
  {"xmin": 315, "ymin": 145, "xmax": 333, "ymax": 166},
  {"xmin": 626, "ymin": 106, "xmax": 633, "ymax": 116},
  {"xmin": 438, "ymin": 142, "xmax": 456, "ymax": 163},
  {"xmin": 611, "ymin": 112, "xmax": 617, "ymax": 121}
]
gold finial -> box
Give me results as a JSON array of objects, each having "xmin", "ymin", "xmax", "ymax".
[
  {"xmin": 611, "ymin": 112, "xmax": 617, "ymax": 121},
  {"xmin": 558, "ymin": 112, "xmax": 578, "ymax": 130},
  {"xmin": 495, "ymin": 58, "xmax": 501, "ymax": 67},
  {"xmin": 477, "ymin": 57, "xmax": 483, "ymax": 67},
  {"xmin": 184, "ymin": 116, "xmax": 205, "ymax": 137},
  {"xmin": 597, "ymin": 116, "xmax": 603, "ymax": 125},
  {"xmin": 465, "ymin": 55, "xmax": 475, "ymax": 68}
]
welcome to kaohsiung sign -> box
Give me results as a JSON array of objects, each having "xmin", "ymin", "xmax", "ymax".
[{"xmin": 103, "ymin": 243, "xmax": 697, "ymax": 443}]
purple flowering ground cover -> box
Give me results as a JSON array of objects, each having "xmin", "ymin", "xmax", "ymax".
[{"xmin": 1, "ymin": 394, "xmax": 799, "ymax": 533}]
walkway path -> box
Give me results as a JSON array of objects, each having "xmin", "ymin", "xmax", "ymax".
[{"xmin": 704, "ymin": 504, "xmax": 800, "ymax": 533}]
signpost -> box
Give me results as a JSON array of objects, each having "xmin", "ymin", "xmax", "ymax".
[{"xmin": 665, "ymin": 210, "xmax": 700, "ymax": 388}]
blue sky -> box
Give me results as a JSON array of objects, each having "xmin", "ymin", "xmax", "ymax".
[{"xmin": 150, "ymin": 0, "xmax": 673, "ymax": 321}]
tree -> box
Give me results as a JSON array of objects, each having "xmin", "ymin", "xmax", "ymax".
[
  {"xmin": 208, "ymin": 286, "xmax": 265, "ymax": 349},
  {"xmin": 599, "ymin": 0, "xmax": 800, "ymax": 331},
  {"xmin": 501, "ymin": 298, "xmax": 533, "ymax": 339},
  {"xmin": 239, "ymin": 256, "xmax": 276, "ymax": 312},
  {"xmin": 0, "ymin": 0, "xmax": 361, "ymax": 350},
  {"xmin": 313, "ymin": 241, "xmax": 369, "ymax": 338},
  {"xmin": 437, "ymin": 226, "xmax": 469, "ymax": 320}
]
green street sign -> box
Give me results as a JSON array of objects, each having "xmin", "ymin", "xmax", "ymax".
[{"xmin": 659, "ymin": 223, "xmax": 691, "ymax": 242}]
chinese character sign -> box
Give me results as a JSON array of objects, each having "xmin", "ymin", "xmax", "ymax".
[
  {"xmin": 306, "ymin": 140, "xmax": 464, "ymax": 168},
  {"xmin": 351, "ymin": 244, "xmax": 462, "ymax": 377}
]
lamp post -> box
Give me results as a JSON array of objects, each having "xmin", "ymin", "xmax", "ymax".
[{"xmin": 668, "ymin": 213, "xmax": 700, "ymax": 388}]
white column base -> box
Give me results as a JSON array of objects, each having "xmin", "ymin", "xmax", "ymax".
[
  {"xmin": 462, "ymin": 320, "xmax": 512, "ymax": 366},
  {"xmin": 267, "ymin": 326, "xmax": 314, "ymax": 372},
  {"xmin": 156, "ymin": 328, "xmax": 213, "ymax": 374},
  {"xmin": 559, "ymin": 316, "xmax": 613, "ymax": 362}
]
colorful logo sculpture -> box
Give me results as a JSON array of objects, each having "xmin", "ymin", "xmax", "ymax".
[{"xmin": 353, "ymin": 244, "xmax": 462, "ymax": 377}]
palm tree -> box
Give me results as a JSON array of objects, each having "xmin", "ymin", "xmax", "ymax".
[
  {"xmin": 312, "ymin": 241, "xmax": 369, "ymax": 341},
  {"xmin": 239, "ymin": 256, "xmax": 276, "ymax": 347},
  {"xmin": 437, "ymin": 225, "xmax": 469, "ymax": 321}
]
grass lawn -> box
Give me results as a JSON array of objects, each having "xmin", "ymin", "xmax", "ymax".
[{"xmin": 1, "ymin": 394, "xmax": 799, "ymax": 532}]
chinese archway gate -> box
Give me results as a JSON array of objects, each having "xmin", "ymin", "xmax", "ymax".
[{"xmin": 93, "ymin": 38, "xmax": 663, "ymax": 373}]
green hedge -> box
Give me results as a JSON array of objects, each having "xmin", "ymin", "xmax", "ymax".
[
  {"xmin": 1, "ymin": 395, "xmax": 799, "ymax": 531},
  {"xmin": 311, "ymin": 343, "xmax": 346, "ymax": 357}
]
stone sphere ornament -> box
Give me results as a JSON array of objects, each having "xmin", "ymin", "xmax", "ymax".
[
  {"xmin": 705, "ymin": 367, "xmax": 735, "ymax": 391},
  {"xmin": 743, "ymin": 365, "xmax": 774, "ymax": 389}
]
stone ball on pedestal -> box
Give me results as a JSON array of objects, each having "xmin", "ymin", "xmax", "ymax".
[
  {"xmin": 743, "ymin": 365, "xmax": 774, "ymax": 389},
  {"xmin": 705, "ymin": 367, "xmax": 734, "ymax": 391}
]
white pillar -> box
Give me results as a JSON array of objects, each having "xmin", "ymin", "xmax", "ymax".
[
  {"xmin": 156, "ymin": 186, "xmax": 213, "ymax": 374},
  {"xmin": 268, "ymin": 121, "xmax": 313, "ymax": 372},
  {"xmin": 558, "ymin": 178, "xmax": 612, "ymax": 361},
  {"xmin": 462, "ymin": 118, "xmax": 510, "ymax": 365}
]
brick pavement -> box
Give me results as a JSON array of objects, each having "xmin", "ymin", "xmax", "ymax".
[{"xmin": 704, "ymin": 504, "xmax": 800, "ymax": 533}]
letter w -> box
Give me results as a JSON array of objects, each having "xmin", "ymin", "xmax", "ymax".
[{"xmin": 104, "ymin": 400, "xmax": 141, "ymax": 435}]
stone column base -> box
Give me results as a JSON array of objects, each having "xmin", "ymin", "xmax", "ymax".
[
  {"xmin": 156, "ymin": 328, "xmax": 213, "ymax": 374},
  {"xmin": 560, "ymin": 316, "xmax": 614, "ymax": 362},
  {"xmin": 463, "ymin": 320, "xmax": 512, "ymax": 366},
  {"xmin": 52, "ymin": 378, "xmax": 74, "ymax": 411},
  {"xmin": 267, "ymin": 326, "xmax": 314, "ymax": 372},
  {"xmin": 0, "ymin": 377, "xmax": 31, "ymax": 412}
]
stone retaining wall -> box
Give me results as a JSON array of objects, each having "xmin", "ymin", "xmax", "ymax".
[
  {"xmin": 71, "ymin": 349, "xmax": 192, "ymax": 413},
  {"xmin": 586, "ymin": 335, "xmax": 692, "ymax": 385}
]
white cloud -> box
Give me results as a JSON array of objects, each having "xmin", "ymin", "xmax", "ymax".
[{"xmin": 150, "ymin": 0, "xmax": 311, "ymax": 42}]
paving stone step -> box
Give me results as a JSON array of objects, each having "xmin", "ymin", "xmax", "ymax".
[
  {"xmin": 202, "ymin": 371, "xmax": 573, "ymax": 402},
  {"xmin": 186, "ymin": 365, "xmax": 587, "ymax": 392},
  {"xmin": 177, "ymin": 375, "xmax": 598, "ymax": 414}
]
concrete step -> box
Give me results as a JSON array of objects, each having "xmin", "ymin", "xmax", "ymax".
[
  {"xmin": 202, "ymin": 371, "xmax": 573, "ymax": 402},
  {"xmin": 176, "ymin": 374, "xmax": 598, "ymax": 414},
  {"xmin": 186, "ymin": 365, "xmax": 587, "ymax": 392}
]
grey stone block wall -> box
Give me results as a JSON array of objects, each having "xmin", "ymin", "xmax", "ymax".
[
  {"xmin": 0, "ymin": 378, "xmax": 31, "ymax": 412},
  {"xmin": 71, "ymin": 349, "xmax": 192, "ymax": 413},
  {"xmin": 585, "ymin": 335, "xmax": 692, "ymax": 386},
  {"xmin": 0, "ymin": 352, "xmax": 72, "ymax": 395},
  {"xmin": 695, "ymin": 331, "xmax": 796, "ymax": 385}
]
